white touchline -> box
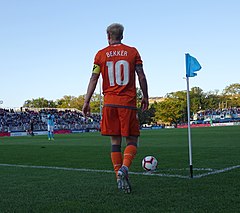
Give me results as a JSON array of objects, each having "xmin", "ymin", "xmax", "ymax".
[{"xmin": 0, "ymin": 163, "xmax": 239, "ymax": 179}]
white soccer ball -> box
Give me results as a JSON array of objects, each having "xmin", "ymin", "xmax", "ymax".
[{"xmin": 142, "ymin": 156, "xmax": 158, "ymax": 172}]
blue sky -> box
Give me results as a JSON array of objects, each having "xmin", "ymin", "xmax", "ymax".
[{"xmin": 0, "ymin": 0, "xmax": 239, "ymax": 108}]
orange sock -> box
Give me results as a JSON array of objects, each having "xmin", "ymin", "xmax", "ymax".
[
  {"xmin": 111, "ymin": 152, "xmax": 122, "ymax": 177},
  {"xmin": 111, "ymin": 145, "xmax": 122, "ymax": 177},
  {"xmin": 123, "ymin": 143, "xmax": 137, "ymax": 169}
]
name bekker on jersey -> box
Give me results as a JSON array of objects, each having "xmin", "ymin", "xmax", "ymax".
[{"xmin": 93, "ymin": 43, "xmax": 142, "ymax": 108}]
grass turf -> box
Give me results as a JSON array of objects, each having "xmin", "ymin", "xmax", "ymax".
[{"xmin": 0, "ymin": 126, "xmax": 239, "ymax": 212}]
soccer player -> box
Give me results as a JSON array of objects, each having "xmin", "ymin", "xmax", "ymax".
[
  {"xmin": 82, "ymin": 23, "xmax": 149, "ymax": 193},
  {"xmin": 47, "ymin": 112, "xmax": 55, "ymax": 141},
  {"xmin": 30, "ymin": 119, "xmax": 34, "ymax": 136}
]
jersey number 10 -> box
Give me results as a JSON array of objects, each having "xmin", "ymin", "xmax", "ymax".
[{"xmin": 106, "ymin": 60, "xmax": 129, "ymax": 86}]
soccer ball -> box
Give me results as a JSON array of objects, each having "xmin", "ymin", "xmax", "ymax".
[{"xmin": 142, "ymin": 156, "xmax": 158, "ymax": 172}]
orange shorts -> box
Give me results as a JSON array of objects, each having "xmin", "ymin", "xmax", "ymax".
[{"xmin": 101, "ymin": 106, "xmax": 140, "ymax": 137}]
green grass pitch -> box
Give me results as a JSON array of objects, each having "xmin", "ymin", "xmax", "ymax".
[{"xmin": 0, "ymin": 126, "xmax": 239, "ymax": 212}]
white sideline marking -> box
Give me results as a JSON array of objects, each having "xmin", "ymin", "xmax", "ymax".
[
  {"xmin": 0, "ymin": 163, "xmax": 114, "ymax": 173},
  {"xmin": 0, "ymin": 163, "xmax": 239, "ymax": 179}
]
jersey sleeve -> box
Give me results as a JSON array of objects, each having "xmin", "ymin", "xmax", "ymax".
[
  {"xmin": 133, "ymin": 47, "xmax": 143, "ymax": 65},
  {"xmin": 94, "ymin": 50, "xmax": 102, "ymax": 65},
  {"xmin": 92, "ymin": 51, "xmax": 102, "ymax": 74}
]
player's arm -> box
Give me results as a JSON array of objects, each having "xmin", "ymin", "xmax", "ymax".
[
  {"xmin": 136, "ymin": 64, "xmax": 149, "ymax": 111},
  {"xmin": 82, "ymin": 64, "xmax": 100, "ymax": 116}
]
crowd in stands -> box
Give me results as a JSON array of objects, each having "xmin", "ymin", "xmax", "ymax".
[
  {"xmin": 194, "ymin": 107, "xmax": 240, "ymax": 122},
  {"xmin": 0, "ymin": 108, "xmax": 101, "ymax": 133},
  {"xmin": 1, "ymin": 107, "xmax": 240, "ymax": 133}
]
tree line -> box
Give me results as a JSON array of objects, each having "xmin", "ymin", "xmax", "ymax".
[{"xmin": 23, "ymin": 83, "xmax": 240, "ymax": 125}]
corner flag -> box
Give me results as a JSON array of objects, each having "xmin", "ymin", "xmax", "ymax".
[
  {"xmin": 186, "ymin": 53, "xmax": 202, "ymax": 77},
  {"xmin": 185, "ymin": 53, "xmax": 202, "ymax": 178}
]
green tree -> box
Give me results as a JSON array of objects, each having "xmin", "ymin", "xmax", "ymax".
[
  {"xmin": 47, "ymin": 100, "xmax": 57, "ymax": 108},
  {"xmin": 23, "ymin": 97, "xmax": 52, "ymax": 108},
  {"xmin": 166, "ymin": 90, "xmax": 187, "ymax": 123},
  {"xmin": 154, "ymin": 98, "xmax": 184, "ymax": 125},
  {"xmin": 189, "ymin": 87, "xmax": 205, "ymax": 114},
  {"xmin": 136, "ymin": 88, "xmax": 155, "ymax": 125},
  {"xmin": 56, "ymin": 95, "xmax": 76, "ymax": 108},
  {"xmin": 203, "ymin": 90, "xmax": 222, "ymax": 109},
  {"xmin": 223, "ymin": 83, "xmax": 240, "ymax": 96},
  {"xmin": 22, "ymin": 83, "xmax": 240, "ymax": 125},
  {"xmin": 89, "ymin": 93, "xmax": 101, "ymax": 113},
  {"xmin": 222, "ymin": 83, "xmax": 240, "ymax": 108},
  {"xmin": 227, "ymin": 96, "xmax": 240, "ymax": 107},
  {"xmin": 138, "ymin": 104, "xmax": 155, "ymax": 125}
]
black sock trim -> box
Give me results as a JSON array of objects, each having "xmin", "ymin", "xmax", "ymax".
[
  {"xmin": 111, "ymin": 145, "xmax": 121, "ymax": 152},
  {"xmin": 127, "ymin": 142, "xmax": 137, "ymax": 147}
]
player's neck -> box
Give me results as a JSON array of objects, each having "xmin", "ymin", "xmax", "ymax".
[{"xmin": 109, "ymin": 40, "xmax": 122, "ymax": 45}]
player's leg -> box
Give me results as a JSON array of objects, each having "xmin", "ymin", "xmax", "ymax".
[
  {"xmin": 117, "ymin": 137, "xmax": 138, "ymax": 194},
  {"xmin": 117, "ymin": 108, "xmax": 140, "ymax": 193},
  {"xmin": 51, "ymin": 126, "xmax": 54, "ymax": 140},
  {"xmin": 123, "ymin": 137, "xmax": 138, "ymax": 169},
  {"xmin": 101, "ymin": 106, "xmax": 122, "ymax": 189},
  {"xmin": 31, "ymin": 124, "xmax": 34, "ymax": 136},
  {"xmin": 120, "ymin": 108, "xmax": 140, "ymax": 169},
  {"xmin": 111, "ymin": 136, "xmax": 123, "ymax": 189},
  {"xmin": 111, "ymin": 136, "xmax": 122, "ymax": 177},
  {"xmin": 47, "ymin": 125, "xmax": 51, "ymax": 140}
]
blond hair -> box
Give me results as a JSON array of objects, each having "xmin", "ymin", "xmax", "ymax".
[{"xmin": 106, "ymin": 23, "xmax": 124, "ymax": 40}]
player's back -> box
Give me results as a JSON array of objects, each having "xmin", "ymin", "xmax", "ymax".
[{"xmin": 95, "ymin": 43, "xmax": 142, "ymax": 107}]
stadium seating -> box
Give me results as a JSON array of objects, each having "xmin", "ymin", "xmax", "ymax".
[{"xmin": 0, "ymin": 108, "xmax": 100, "ymax": 133}]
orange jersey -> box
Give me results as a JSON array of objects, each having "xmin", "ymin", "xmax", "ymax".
[{"xmin": 94, "ymin": 43, "xmax": 142, "ymax": 107}]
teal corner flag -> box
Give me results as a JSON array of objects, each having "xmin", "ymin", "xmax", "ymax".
[{"xmin": 185, "ymin": 53, "xmax": 202, "ymax": 77}]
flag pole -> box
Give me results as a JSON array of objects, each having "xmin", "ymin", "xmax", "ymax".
[
  {"xmin": 185, "ymin": 53, "xmax": 202, "ymax": 178},
  {"xmin": 186, "ymin": 76, "xmax": 193, "ymax": 178}
]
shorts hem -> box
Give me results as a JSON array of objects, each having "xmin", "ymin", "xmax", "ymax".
[{"xmin": 101, "ymin": 133, "xmax": 140, "ymax": 137}]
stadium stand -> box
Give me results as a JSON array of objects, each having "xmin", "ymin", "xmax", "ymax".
[
  {"xmin": 1, "ymin": 107, "xmax": 240, "ymax": 133},
  {"xmin": 0, "ymin": 108, "xmax": 100, "ymax": 133},
  {"xmin": 192, "ymin": 107, "xmax": 240, "ymax": 123}
]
